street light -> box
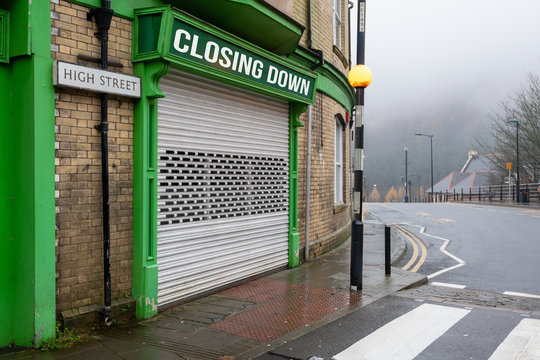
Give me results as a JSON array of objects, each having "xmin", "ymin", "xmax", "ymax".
[
  {"xmin": 507, "ymin": 118, "xmax": 520, "ymax": 203},
  {"xmin": 348, "ymin": 0, "xmax": 372, "ymax": 291},
  {"xmin": 415, "ymin": 133, "xmax": 434, "ymax": 202},
  {"xmin": 404, "ymin": 147, "xmax": 408, "ymax": 203}
]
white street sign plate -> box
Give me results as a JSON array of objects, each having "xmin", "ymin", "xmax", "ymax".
[{"xmin": 53, "ymin": 61, "xmax": 141, "ymax": 98}]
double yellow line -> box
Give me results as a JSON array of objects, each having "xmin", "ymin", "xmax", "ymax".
[{"xmin": 393, "ymin": 224, "xmax": 427, "ymax": 273}]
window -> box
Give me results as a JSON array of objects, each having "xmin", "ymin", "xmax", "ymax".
[
  {"xmin": 333, "ymin": 0, "xmax": 342, "ymax": 48},
  {"xmin": 335, "ymin": 116, "xmax": 343, "ymax": 203}
]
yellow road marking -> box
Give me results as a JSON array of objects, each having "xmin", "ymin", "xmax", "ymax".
[
  {"xmin": 394, "ymin": 224, "xmax": 427, "ymax": 273},
  {"xmin": 411, "ymin": 236, "xmax": 428, "ymax": 273},
  {"xmin": 400, "ymin": 230, "xmax": 418, "ymax": 271},
  {"xmin": 438, "ymin": 218, "xmax": 455, "ymax": 223}
]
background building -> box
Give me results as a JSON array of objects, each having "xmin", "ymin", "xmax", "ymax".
[
  {"xmin": 430, "ymin": 150, "xmax": 501, "ymax": 194},
  {"xmin": 0, "ymin": 0, "xmax": 355, "ymax": 347}
]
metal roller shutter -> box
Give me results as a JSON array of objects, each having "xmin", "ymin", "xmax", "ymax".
[{"xmin": 157, "ymin": 71, "xmax": 290, "ymax": 306}]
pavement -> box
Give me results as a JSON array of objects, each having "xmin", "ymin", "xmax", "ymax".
[
  {"xmin": 2, "ymin": 218, "xmax": 426, "ymax": 360},
  {"xmin": 459, "ymin": 199, "xmax": 540, "ymax": 208}
]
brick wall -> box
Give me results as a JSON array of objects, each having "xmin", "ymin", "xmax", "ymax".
[
  {"xmin": 292, "ymin": 0, "xmax": 309, "ymax": 46},
  {"xmin": 292, "ymin": 0, "xmax": 351, "ymax": 71},
  {"xmin": 298, "ymin": 93, "xmax": 351, "ymax": 261},
  {"xmin": 51, "ymin": 0, "xmax": 134, "ymax": 312},
  {"xmin": 291, "ymin": 0, "xmax": 353, "ymax": 260}
]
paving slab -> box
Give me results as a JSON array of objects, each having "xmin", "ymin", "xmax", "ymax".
[{"xmin": 2, "ymin": 220, "xmax": 425, "ymax": 360}]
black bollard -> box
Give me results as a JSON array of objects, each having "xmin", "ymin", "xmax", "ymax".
[
  {"xmin": 385, "ymin": 225, "xmax": 391, "ymax": 275},
  {"xmin": 350, "ymin": 221, "xmax": 364, "ymax": 290}
]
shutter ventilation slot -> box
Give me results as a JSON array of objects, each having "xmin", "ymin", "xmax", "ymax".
[{"xmin": 158, "ymin": 150, "xmax": 288, "ymax": 224}]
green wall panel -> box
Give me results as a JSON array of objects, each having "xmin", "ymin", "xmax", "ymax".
[
  {"xmin": 0, "ymin": 0, "xmax": 56, "ymax": 348},
  {"xmin": 31, "ymin": 51, "xmax": 56, "ymax": 346},
  {"xmin": 11, "ymin": 58, "xmax": 37, "ymax": 345},
  {"xmin": 0, "ymin": 65, "xmax": 13, "ymax": 347}
]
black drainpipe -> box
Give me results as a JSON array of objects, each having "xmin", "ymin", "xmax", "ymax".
[
  {"xmin": 347, "ymin": 0, "xmax": 353, "ymax": 67},
  {"xmin": 308, "ymin": 0, "xmax": 324, "ymax": 70},
  {"xmin": 88, "ymin": 0, "xmax": 114, "ymax": 326}
]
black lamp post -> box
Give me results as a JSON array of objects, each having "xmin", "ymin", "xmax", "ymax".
[
  {"xmin": 348, "ymin": 0, "xmax": 372, "ymax": 291},
  {"xmin": 508, "ymin": 118, "xmax": 520, "ymax": 202},
  {"xmin": 404, "ymin": 147, "xmax": 408, "ymax": 203},
  {"xmin": 415, "ymin": 134, "xmax": 434, "ymax": 202}
]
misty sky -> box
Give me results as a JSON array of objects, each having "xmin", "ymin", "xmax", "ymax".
[
  {"xmin": 351, "ymin": 0, "xmax": 540, "ymax": 129},
  {"xmin": 348, "ymin": 0, "xmax": 540, "ymax": 193}
]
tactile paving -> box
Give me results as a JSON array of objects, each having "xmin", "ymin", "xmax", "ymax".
[{"xmin": 209, "ymin": 278, "xmax": 362, "ymax": 342}]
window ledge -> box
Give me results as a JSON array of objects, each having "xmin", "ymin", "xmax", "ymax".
[{"xmin": 333, "ymin": 203, "xmax": 350, "ymax": 214}]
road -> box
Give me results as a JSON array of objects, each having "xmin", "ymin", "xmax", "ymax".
[
  {"xmin": 367, "ymin": 202, "xmax": 540, "ymax": 295},
  {"xmin": 255, "ymin": 203, "xmax": 540, "ymax": 360}
]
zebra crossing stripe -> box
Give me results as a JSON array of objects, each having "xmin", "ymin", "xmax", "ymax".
[
  {"xmin": 503, "ymin": 291, "xmax": 540, "ymax": 299},
  {"xmin": 431, "ymin": 281, "xmax": 466, "ymax": 289},
  {"xmin": 332, "ymin": 304, "xmax": 469, "ymax": 360},
  {"xmin": 489, "ymin": 318, "xmax": 540, "ymax": 359}
]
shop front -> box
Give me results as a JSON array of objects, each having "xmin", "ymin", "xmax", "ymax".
[
  {"xmin": 1, "ymin": 0, "xmax": 356, "ymax": 348},
  {"xmin": 132, "ymin": 7, "xmax": 317, "ymax": 316}
]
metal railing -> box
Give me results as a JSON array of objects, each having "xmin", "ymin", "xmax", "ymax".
[{"xmin": 425, "ymin": 183, "xmax": 540, "ymax": 204}]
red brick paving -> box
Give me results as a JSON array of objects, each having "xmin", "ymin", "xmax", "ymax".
[{"xmin": 209, "ymin": 278, "xmax": 362, "ymax": 342}]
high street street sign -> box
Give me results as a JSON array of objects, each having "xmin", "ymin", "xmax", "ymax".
[{"xmin": 53, "ymin": 61, "xmax": 141, "ymax": 98}]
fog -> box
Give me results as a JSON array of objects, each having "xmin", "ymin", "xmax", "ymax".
[{"xmin": 349, "ymin": 0, "xmax": 540, "ymax": 195}]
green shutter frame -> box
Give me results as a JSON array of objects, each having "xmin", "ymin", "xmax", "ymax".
[
  {"xmin": 133, "ymin": 60, "xmax": 169, "ymax": 319},
  {"xmin": 288, "ymin": 103, "xmax": 306, "ymax": 267}
]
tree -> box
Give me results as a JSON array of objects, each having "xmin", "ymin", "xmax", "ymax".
[
  {"xmin": 477, "ymin": 72, "xmax": 540, "ymax": 183},
  {"xmin": 396, "ymin": 186, "xmax": 405, "ymax": 202},
  {"xmin": 368, "ymin": 186, "xmax": 381, "ymax": 202},
  {"xmin": 385, "ymin": 186, "xmax": 398, "ymax": 203}
]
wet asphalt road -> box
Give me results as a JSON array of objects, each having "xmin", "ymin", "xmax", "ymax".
[{"xmin": 365, "ymin": 202, "xmax": 540, "ymax": 295}]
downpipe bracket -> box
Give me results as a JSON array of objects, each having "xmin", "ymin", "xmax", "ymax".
[
  {"xmin": 94, "ymin": 122, "xmax": 108, "ymax": 132},
  {"xmin": 87, "ymin": 7, "xmax": 113, "ymax": 32}
]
